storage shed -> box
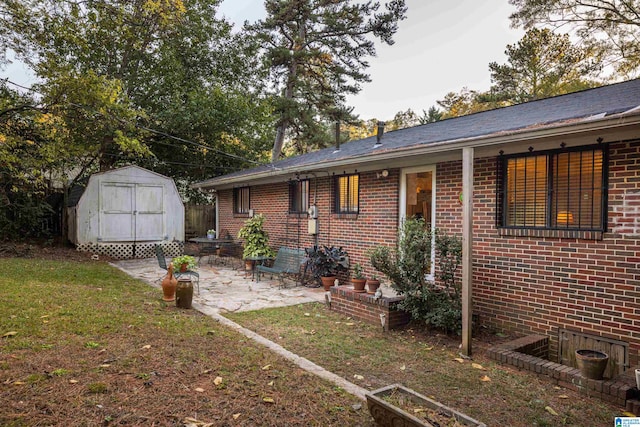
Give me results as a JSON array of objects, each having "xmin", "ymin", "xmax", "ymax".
[{"xmin": 67, "ymin": 165, "xmax": 184, "ymax": 259}]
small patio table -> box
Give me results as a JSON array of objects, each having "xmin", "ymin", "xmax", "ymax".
[
  {"xmin": 244, "ymin": 255, "xmax": 273, "ymax": 281},
  {"xmin": 189, "ymin": 237, "xmax": 234, "ymax": 264}
]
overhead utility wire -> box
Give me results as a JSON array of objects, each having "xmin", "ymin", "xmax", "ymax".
[{"xmin": 2, "ymin": 78, "xmax": 277, "ymax": 170}]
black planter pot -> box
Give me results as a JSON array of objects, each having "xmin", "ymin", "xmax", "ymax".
[{"xmin": 575, "ymin": 349, "xmax": 609, "ymax": 380}]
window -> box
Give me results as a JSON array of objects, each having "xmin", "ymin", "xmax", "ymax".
[
  {"xmin": 233, "ymin": 187, "xmax": 250, "ymax": 214},
  {"xmin": 499, "ymin": 145, "xmax": 607, "ymax": 231},
  {"xmin": 289, "ymin": 180, "xmax": 309, "ymax": 213},
  {"xmin": 334, "ymin": 174, "xmax": 359, "ymax": 214}
]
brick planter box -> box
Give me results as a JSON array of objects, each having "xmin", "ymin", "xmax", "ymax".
[
  {"xmin": 488, "ymin": 335, "xmax": 639, "ymax": 410},
  {"xmin": 329, "ymin": 286, "xmax": 410, "ymax": 331}
]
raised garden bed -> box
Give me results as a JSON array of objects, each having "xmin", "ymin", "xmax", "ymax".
[{"xmin": 366, "ymin": 384, "xmax": 487, "ymax": 427}]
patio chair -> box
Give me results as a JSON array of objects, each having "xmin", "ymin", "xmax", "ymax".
[{"xmin": 155, "ymin": 245, "xmax": 200, "ymax": 294}]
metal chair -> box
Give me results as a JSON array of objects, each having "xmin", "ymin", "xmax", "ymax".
[{"xmin": 155, "ymin": 245, "xmax": 200, "ymax": 294}]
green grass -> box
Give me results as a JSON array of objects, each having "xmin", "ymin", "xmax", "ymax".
[
  {"xmin": 0, "ymin": 258, "xmax": 373, "ymax": 426},
  {"xmin": 226, "ymin": 302, "xmax": 623, "ymax": 427}
]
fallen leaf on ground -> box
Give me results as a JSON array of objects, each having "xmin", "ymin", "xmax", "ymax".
[
  {"xmin": 69, "ymin": 379, "xmax": 79, "ymax": 384},
  {"xmin": 261, "ymin": 365, "xmax": 271, "ymax": 371},
  {"xmin": 345, "ymin": 322, "xmax": 355, "ymax": 326},
  {"xmin": 13, "ymin": 381, "xmax": 25, "ymax": 385},
  {"xmin": 453, "ymin": 358, "xmax": 464, "ymax": 363},
  {"xmin": 195, "ymin": 387, "xmax": 205, "ymax": 393},
  {"xmin": 263, "ymin": 397, "xmax": 275, "ymax": 403},
  {"xmin": 558, "ymin": 394, "xmax": 568, "ymax": 399},
  {"xmin": 480, "ymin": 375, "xmax": 491, "ymax": 382},
  {"xmin": 304, "ymin": 313, "xmax": 310, "ymax": 316},
  {"xmin": 2, "ymin": 331, "xmax": 17, "ymax": 338},
  {"xmin": 213, "ymin": 376, "xmax": 223, "ymax": 385},
  {"xmin": 623, "ymin": 411, "xmax": 637, "ymax": 417},
  {"xmin": 424, "ymin": 346, "xmax": 433, "ymax": 351},
  {"xmin": 232, "ymin": 413, "xmax": 241, "ymax": 420},
  {"xmin": 353, "ymin": 374, "xmax": 364, "ymax": 380},
  {"xmin": 545, "ymin": 406, "xmax": 558, "ymax": 416},
  {"xmin": 413, "ymin": 408, "xmax": 426, "ymax": 413},
  {"xmin": 141, "ymin": 345, "xmax": 151, "ymax": 349},
  {"xmin": 268, "ymin": 381, "xmax": 274, "ymax": 386},
  {"xmin": 99, "ymin": 364, "xmax": 111, "ymax": 368},
  {"xmin": 400, "ymin": 365, "xmax": 406, "ymax": 371},
  {"xmin": 471, "ymin": 363, "xmax": 486, "ymax": 370}
]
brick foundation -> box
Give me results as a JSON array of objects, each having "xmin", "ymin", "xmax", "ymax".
[
  {"xmin": 488, "ymin": 335, "xmax": 640, "ymax": 410},
  {"xmin": 328, "ymin": 286, "xmax": 410, "ymax": 331}
]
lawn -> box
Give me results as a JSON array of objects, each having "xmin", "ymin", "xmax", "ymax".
[
  {"xmin": 0, "ymin": 258, "xmax": 373, "ymax": 426},
  {"xmin": 225, "ymin": 303, "xmax": 624, "ymax": 426}
]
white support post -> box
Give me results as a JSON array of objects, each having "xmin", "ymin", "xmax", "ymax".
[{"xmin": 461, "ymin": 147, "xmax": 474, "ymax": 356}]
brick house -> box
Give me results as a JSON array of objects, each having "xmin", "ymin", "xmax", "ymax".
[{"xmin": 194, "ymin": 79, "xmax": 640, "ymax": 373}]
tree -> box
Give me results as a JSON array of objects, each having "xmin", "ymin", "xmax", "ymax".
[
  {"xmin": 250, "ymin": 0, "xmax": 407, "ymax": 161},
  {"xmin": 0, "ymin": 0, "xmax": 273, "ymax": 188},
  {"xmin": 488, "ymin": 28, "xmax": 600, "ymax": 103},
  {"xmin": 418, "ymin": 106, "xmax": 443, "ymax": 124},
  {"xmin": 387, "ymin": 108, "xmax": 420, "ymax": 131},
  {"xmin": 436, "ymin": 87, "xmax": 496, "ymax": 119},
  {"xmin": 509, "ymin": 0, "xmax": 640, "ymax": 77}
]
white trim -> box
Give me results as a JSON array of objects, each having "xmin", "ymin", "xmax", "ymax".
[{"xmin": 399, "ymin": 165, "xmax": 436, "ymax": 280}]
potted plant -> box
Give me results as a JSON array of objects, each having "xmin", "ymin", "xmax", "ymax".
[
  {"xmin": 306, "ymin": 245, "xmax": 348, "ymax": 290},
  {"xmin": 172, "ymin": 255, "xmax": 197, "ymax": 273},
  {"xmin": 237, "ymin": 214, "xmax": 276, "ymax": 271},
  {"xmin": 366, "ymin": 273, "xmax": 381, "ymax": 294},
  {"xmin": 351, "ymin": 263, "xmax": 366, "ymax": 293},
  {"xmin": 207, "ymin": 229, "xmax": 216, "ymax": 239}
]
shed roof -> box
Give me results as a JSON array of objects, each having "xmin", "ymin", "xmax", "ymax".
[{"xmin": 194, "ymin": 79, "xmax": 640, "ymax": 190}]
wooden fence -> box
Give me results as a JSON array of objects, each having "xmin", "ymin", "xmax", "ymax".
[{"xmin": 185, "ymin": 204, "xmax": 215, "ymax": 239}]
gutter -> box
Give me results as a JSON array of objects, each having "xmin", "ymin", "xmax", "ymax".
[{"xmin": 192, "ymin": 112, "xmax": 640, "ymax": 190}]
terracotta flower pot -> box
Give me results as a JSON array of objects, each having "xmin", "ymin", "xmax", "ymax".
[
  {"xmin": 161, "ymin": 263, "xmax": 178, "ymax": 301},
  {"xmin": 366, "ymin": 279, "xmax": 381, "ymax": 294},
  {"xmin": 352, "ymin": 278, "xmax": 366, "ymax": 293},
  {"xmin": 179, "ymin": 263, "xmax": 188, "ymax": 273},
  {"xmin": 320, "ymin": 276, "xmax": 337, "ymax": 291}
]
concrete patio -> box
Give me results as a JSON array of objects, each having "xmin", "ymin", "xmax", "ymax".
[{"xmin": 112, "ymin": 257, "xmax": 326, "ymax": 313}]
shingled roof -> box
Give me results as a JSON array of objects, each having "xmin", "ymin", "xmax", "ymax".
[{"xmin": 194, "ymin": 79, "xmax": 640, "ymax": 189}]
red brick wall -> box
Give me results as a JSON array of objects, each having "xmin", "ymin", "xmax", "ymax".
[
  {"xmin": 330, "ymin": 286, "xmax": 411, "ymax": 330},
  {"xmin": 218, "ymin": 170, "xmax": 399, "ymax": 279},
  {"xmin": 434, "ymin": 140, "xmax": 640, "ymax": 366},
  {"xmin": 217, "ymin": 139, "xmax": 640, "ymax": 366}
]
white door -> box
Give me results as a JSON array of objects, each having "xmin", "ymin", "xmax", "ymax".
[
  {"xmin": 135, "ymin": 184, "xmax": 165, "ymax": 241},
  {"xmin": 399, "ymin": 165, "xmax": 436, "ymax": 278},
  {"xmin": 99, "ymin": 183, "xmax": 165, "ymax": 242}
]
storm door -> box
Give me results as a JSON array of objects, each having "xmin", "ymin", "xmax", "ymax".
[{"xmin": 399, "ymin": 166, "xmax": 436, "ymax": 278}]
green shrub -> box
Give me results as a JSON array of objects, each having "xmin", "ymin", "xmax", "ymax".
[
  {"xmin": 369, "ymin": 218, "xmax": 462, "ymax": 333},
  {"xmin": 237, "ymin": 214, "xmax": 276, "ymax": 259}
]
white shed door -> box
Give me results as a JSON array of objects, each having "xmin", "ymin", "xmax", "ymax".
[
  {"xmin": 99, "ymin": 183, "xmax": 165, "ymax": 242},
  {"xmin": 135, "ymin": 184, "xmax": 164, "ymax": 240}
]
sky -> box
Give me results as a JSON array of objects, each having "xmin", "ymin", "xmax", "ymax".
[
  {"xmin": 218, "ymin": 0, "xmax": 525, "ymax": 121},
  {"xmin": 2, "ymin": 0, "xmax": 525, "ymax": 122}
]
